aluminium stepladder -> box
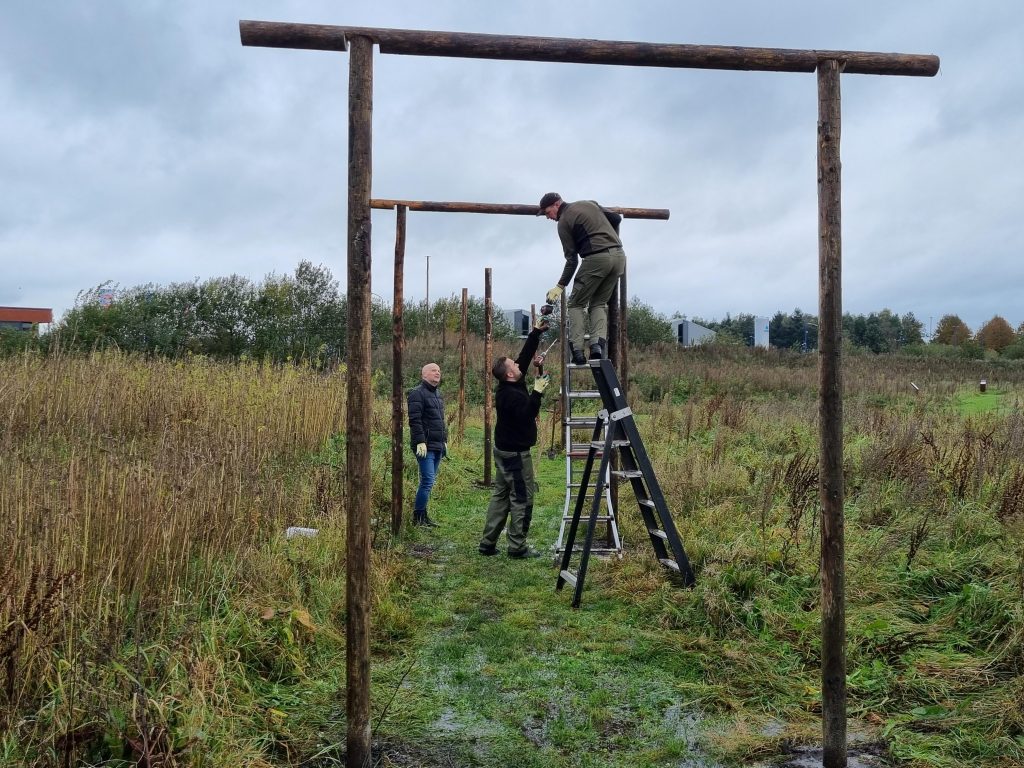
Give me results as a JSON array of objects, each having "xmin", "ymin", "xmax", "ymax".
[
  {"xmin": 553, "ymin": 354, "xmax": 623, "ymax": 559},
  {"xmin": 555, "ymin": 358, "xmax": 696, "ymax": 608}
]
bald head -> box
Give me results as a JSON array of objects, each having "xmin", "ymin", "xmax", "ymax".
[{"xmin": 421, "ymin": 363, "xmax": 441, "ymax": 387}]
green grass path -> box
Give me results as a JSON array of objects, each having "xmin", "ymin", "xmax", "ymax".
[{"xmin": 369, "ymin": 448, "xmax": 720, "ymax": 768}]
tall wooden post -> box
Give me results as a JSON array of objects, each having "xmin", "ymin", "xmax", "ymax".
[
  {"xmin": 619, "ymin": 266, "xmax": 629, "ymax": 400},
  {"xmin": 345, "ymin": 34, "xmax": 373, "ymax": 768},
  {"xmin": 391, "ymin": 205, "xmax": 406, "ymax": 536},
  {"xmin": 817, "ymin": 58, "xmax": 846, "ymax": 768},
  {"xmin": 607, "ymin": 283, "xmax": 620, "ymax": 368},
  {"xmin": 459, "ymin": 287, "xmax": 468, "ymax": 440},
  {"xmin": 483, "ymin": 268, "xmax": 493, "ymax": 485}
]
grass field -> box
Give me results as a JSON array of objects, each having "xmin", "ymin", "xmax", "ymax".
[{"xmin": 2, "ymin": 345, "xmax": 1023, "ymax": 767}]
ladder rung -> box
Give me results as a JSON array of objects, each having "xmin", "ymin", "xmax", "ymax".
[
  {"xmin": 559, "ymin": 570, "xmax": 578, "ymax": 587},
  {"xmin": 563, "ymin": 514, "xmax": 613, "ymax": 522},
  {"xmin": 568, "ymin": 391, "xmax": 601, "ymax": 399},
  {"xmin": 567, "ymin": 450, "xmax": 601, "ymax": 458},
  {"xmin": 565, "ymin": 418, "xmax": 599, "ymax": 427},
  {"xmin": 649, "ymin": 528, "xmax": 668, "ymax": 540},
  {"xmin": 590, "ymin": 440, "xmax": 630, "ymax": 449},
  {"xmin": 658, "ymin": 558, "xmax": 681, "ymax": 572},
  {"xmin": 612, "ymin": 469, "xmax": 643, "ymax": 479},
  {"xmin": 638, "ymin": 499, "xmax": 655, "ymax": 508}
]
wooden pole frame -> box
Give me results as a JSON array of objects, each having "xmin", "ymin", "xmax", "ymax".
[
  {"xmin": 241, "ymin": 21, "xmax": 938, "ymax": 768},
  {"xmin": 391, "ymin": 205, "xmax": 406, "ymax": 536},
  {"xmin": 371, "ymin": 196, "xmax": 668, "ymax": 487}
]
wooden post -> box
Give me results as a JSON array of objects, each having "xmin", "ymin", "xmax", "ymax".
[
  {"xmin": 608, "ymin": 283, "xmax": 620, "ymax": 367},
  {"xmin": 818, "ymin": 58, "xmax": 846, "ymax": 768},
  {"xmin": 459, "ymin": 287, "xmax": 468, "ymax": 441},
  {"xmin": 559, "ymin": 290, "xmax": 567, "ymax": 452},
  {"xmin": 530, "ymin": 303, "xmax": 536, "ymax": 328},
  {"xmin": 345, "ymin": 34, "xmax": 373, "ymax": 768},
  {"xmin": 391, "ymin": 205, "xmax": 406, "ymax": 536},
  {"xmin": 483, "ymin": 268, "xmax": 493, "ymax": 485},
  {"xmin": 619, "ymin": 265, "xmax": 629, "ymax": 400}
]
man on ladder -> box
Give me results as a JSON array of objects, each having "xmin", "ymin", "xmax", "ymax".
[{"xmin": 537, "ymin": 192, "xmax": 625, "ymax": 366}]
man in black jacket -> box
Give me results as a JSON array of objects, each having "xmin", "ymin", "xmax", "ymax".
[
  {"xmin": 408, "ymin": 362, "xmax": 447, "ymax": 527},
  {"xmin": 479, "ymin": 321, "xmax": 551, "ymax": 558}
]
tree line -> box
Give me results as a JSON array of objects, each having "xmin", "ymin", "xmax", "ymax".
[{"xmin": 4, "ymin": 263, "xmax": 1023, "ymax": 362}]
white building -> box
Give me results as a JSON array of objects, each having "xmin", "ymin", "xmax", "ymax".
[{"xmin": 671, "ymin": 319, "xmax": 716, "ymax": 346}]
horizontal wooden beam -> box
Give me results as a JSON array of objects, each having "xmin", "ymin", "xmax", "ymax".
[
  {"xmin": 240, "ymin": 21, "xmax": 939, "ymax": 77},
  {"xmin": 370, "ymin": 199, "xmax": 670, "ymax": 220}
]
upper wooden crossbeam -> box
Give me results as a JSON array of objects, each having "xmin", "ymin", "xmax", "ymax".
[
  {"xmin": 370, "ymin": 199, "xmax": 669, "ymax": 220},
  {"xmin": 239, "ymin": 21, "xmax": 939, "ymax": 77}
]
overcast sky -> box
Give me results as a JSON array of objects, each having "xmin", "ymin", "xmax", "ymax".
[{"xmin": 2, "ymin": 1, "xmax": 1022, "ymax": 334}]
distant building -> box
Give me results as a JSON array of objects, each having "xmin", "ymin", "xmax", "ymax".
[
  {"xmin": 671, "ymin": 319, "xmax": 716, "ymax": 347},
  {"xmin": 503, "ymin": 309, "xmax": 531, "ymax": 338},
  {"xmin": 754, "ymin": 316, "xmax": 770, "ymax": 348},
  {"xmin": 0, "ymin": 306, "xmax": 53, "ymax": 334}
]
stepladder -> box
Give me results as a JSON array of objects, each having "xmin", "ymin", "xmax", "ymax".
[
  {"xmin": 553, "ymin": 354, "xmax": 622, "ymax": 559},
  {"xmin": 556, "ymin": 358, "xmax": 695, "ymax": 608}
]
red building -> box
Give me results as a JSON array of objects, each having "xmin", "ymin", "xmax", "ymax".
[{"xmin": 0, "ymin": 306, "xmax": 53, "ymax": 333}]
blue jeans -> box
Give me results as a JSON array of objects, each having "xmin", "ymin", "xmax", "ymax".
[{"xmin": 414, "ymin": 451, "xmax": 443, "ymax": 511}]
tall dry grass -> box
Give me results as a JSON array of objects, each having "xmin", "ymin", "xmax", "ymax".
[{"xmin": 1, "ymin": 350, "xmax": 348, "ymax": 763}]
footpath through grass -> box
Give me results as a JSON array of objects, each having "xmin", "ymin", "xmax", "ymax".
[{"xmin": 367, "ymin": 441, "xmax": 720, "ymax": 768}]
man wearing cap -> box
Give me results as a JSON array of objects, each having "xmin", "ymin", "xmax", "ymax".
[{"xmin": 537, "ymin": 192, "xmax": 625, "ymax": 365}]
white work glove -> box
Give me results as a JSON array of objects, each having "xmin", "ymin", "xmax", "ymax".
[
  {"xmin": 415, "ymin": 442, "xmax": 427, "ymax": 458},
  {"xmin": 532, "ymin": 374, "xmax": 551, "ymax": 394},
  {"xmin": 545, "ymin": 285, "xmax": 564, "ymax": 304}
]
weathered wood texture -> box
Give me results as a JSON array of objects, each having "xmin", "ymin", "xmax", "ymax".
[
  {"xmin": 483, "ymin": 268, "xmax": 493, "ymax": 485},
  {"xmin": 240, "ymin": 21, "xmax": 939, "ymax": 77},
  {"xmin": 345, "ymin": 35, "xmax": 373, "ymax": 768},
  {"xmin": 391, "ymin": 205, "xmax": 406, "ymax": 536},
  {"xmin": 371, "ymin": 199, "xmax": 669, "ymax": 219},
  {"xmin": 459, "ymin": 288, "xmax": 468, "ymax": 440},
  {"xmin": 817, "ymin": 59, "xmax": 847, "ymax": 768}
]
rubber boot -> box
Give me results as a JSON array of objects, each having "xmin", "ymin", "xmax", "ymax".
[{"xmin": 568, "ymin": 343, "xmax": 587, "ymax": 366}]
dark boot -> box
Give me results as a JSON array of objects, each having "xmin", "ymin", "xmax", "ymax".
[
  {"xmin": 589, "ymin": 337, "xmax": 606, "ymax": 360},
  {"xmin": 568, "ymin": 343, "xmax": 587, "ymax": 366},
  {"xmin": 412, "ymin": 509, "xmax": 427, "ymax": 527},
  {"xmin": 422, "ymin": 512, "xmax": 439, "ymax": 528}
]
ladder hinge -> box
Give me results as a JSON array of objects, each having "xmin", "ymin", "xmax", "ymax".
[{"xmin": 610, "ymin": 407, "xmax": 632, "ymax": 421}]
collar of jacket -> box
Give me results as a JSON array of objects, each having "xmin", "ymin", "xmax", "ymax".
[
  {"xmin": 556, "ymin": 201, "xmax": 568, "ymax": 221},
  {"xmin": 421, "ymin": 380, "xmax": 438, "ymax": 392}
]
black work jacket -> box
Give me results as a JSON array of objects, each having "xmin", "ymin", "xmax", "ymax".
[
  {"xmin": 494, "ymin": 328, "xmax": 544, "ymax": 452},
  {"xmin": 408, "ymin": 381, "xmax": 447, "ymax": 452}
]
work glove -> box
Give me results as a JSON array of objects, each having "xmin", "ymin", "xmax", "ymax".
[
  {"xmin": 443, "ymin": 442, "xmax": 448, "ymax": 457},
  {"xmin": 532, "ymin": 374, "xmax": 550, "ymax": 394},
  {"xmin": 545, "ymin": 285, "xmax": 563, "ymax": 304},
  {"xmin": 415, "ymin": 442, "xmax": 427, "ymax": 458}
]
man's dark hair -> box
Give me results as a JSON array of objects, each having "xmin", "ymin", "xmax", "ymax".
[{"xmin": 491, "ymin": 356, "xmax": 509, "ymax": 381}]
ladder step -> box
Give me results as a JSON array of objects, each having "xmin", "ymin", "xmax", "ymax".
[
  {"xmin": 559, "ymin": 570, "xmax": 578, "ymax": 587},
  {"xmin": 658, "ymin": 558, "xmax": 681, "ymax": 572},
  {"xmin": 649, "ymin": 528, "xmax": 668, "ymax": 540},
  {"xmin": 567, "ymin": 451, "xmax": 602, "ymax": 458},
  {"xmin": 612, "ymin": 469, "xmax": 644, "ymax": 479},
  {"xmin": 563, "ymin": 514, "xmax": 614, "ymax": 522},
  {"xmin": 638, "ymin": 499, "xmax": 655, "ymax": 508},
  {"xmin": 568, "ymin": 391, "xmax": 601, "ymax": 399},
  {"xmin": 590, "ymin": 440, "xmax": 630, "ymax": 449},
  {"xmin": 565, "ymin": 418, "xmax": 599, "ymax": 427}
]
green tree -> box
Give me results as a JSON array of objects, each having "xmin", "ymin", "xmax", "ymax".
[{"xmin": 625, "ymin": 297, "xmax": 672, "ymax": 346}]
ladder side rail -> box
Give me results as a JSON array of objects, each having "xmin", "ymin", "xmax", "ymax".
[
  {"xmin": 571, "ymin": 425, "xmax": 617, "ymax": 608},
  {"xmin": 556, "ymin": 417, "xmax": 605, "ymax": 585},
  {"xmin": 616, "ymin": 416, "xmax": 694, "ymax": 582}
]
